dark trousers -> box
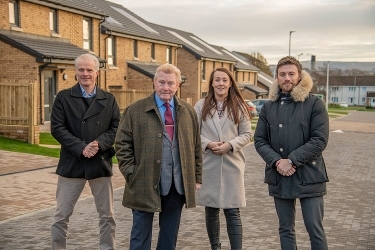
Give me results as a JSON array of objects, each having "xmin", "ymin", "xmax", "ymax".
[
  {"xmin": 129, "ymin": 183, "xmax": 184, "ymax": 250},
  {"xmin": 205, "ymin": 207, "xmax": 242, "ymax": 250},
  {"xmin": 274, "ymin": 196, "xmax": 328, "ymax": 250}
]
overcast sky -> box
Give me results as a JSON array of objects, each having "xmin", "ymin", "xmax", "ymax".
[{"xmin": 110, "ymin": 0, "xmax": 375, "ymax": 65}]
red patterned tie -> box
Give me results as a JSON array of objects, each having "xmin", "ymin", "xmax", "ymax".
[{"xmin": 164, "ymin": 102, "xmax": 174, "ymax": 140}]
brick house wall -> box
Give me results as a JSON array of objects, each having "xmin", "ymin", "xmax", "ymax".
[{"xmin": 177, "ymin": 49, "xmax": 200, "ymax": 104}]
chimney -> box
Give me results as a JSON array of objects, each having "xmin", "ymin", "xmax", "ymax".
[{"xmin": 311, "ymin": 55, "xmax": 316, "ymax": 71}]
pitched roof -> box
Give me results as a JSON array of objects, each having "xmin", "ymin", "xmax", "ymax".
[
  {"xmin": 85, "ymin": 0, "xmax": 179, "ymax": 45},
  {"xmin": 127, "ymin": 61, "xmax": 187, "ymax": 81},
  {"xmin": 0, "ymin": 30, "xmax": 105, "ymax": 64},
  {"xmin": 127, "ymin": 61, "xmax": 160, "ymax": 78},
  {"xmin": 24, "ymin": 0, "xmax": 106, "ymax": 17},
  {"xmin": 238, "ymin": 84, "xmax": 269, "ymax": 95},
  {"xmin": 329, "ymin": 76, "xmax": 375, "ymax": 86},
  {"xmin": 226, "ymin": 51, "xmax": 259, "ymax": 71},
  {"xmin": 258, "ymin": 72, "xmax": 274, "ymax": 88},
  {"xmin": 150, "ymin": 24, "xmax": 236, "ymax": 63}
]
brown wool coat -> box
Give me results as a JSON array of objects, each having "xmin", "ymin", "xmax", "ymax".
[{"xmin": 115, "ymin": 93, "xmax": 202, "ymax": 212}]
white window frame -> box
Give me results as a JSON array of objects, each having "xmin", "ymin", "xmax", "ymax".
[{"xmin": 83, "ymin": 17, "xmax": 92, "ymax": 50}]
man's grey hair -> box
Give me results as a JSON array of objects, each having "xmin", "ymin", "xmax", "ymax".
[
  {"xmin": 154, "ymin": 63, "xmax": 182, "ymax": 83},
  {"xmin": 75, "ymin": 53, "xmax": 100, "ymax": 71}
]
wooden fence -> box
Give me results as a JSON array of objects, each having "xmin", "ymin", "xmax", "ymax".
[
  {"xmin": 0, "ymin": 81, "xmax": 38, "ymax": 144},
  {"xmin": 108, "ymin": 89, "xmax": 153, "ymax": 111}
]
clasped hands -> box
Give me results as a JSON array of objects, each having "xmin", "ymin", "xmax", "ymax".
[
  {"xmin": 276, "ymin": 159, "xmax": 296, "ymax": 177},
  {"xmin": 207, "ymin": 141, "xmax": 232, "ymax": 155},
  {"xmin": 82, "ymin": 140, "xmax": 99, "ymax": 158}
]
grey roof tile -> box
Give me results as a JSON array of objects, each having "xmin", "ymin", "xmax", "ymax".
[
  {"xmin": 26, "ymin": 0, "xmax": 107, "ymax": 16},
  {"xmin": 127, "ymin": 61, "xmax": 187, "ymax": 81},
  {"xmin": 0, "ymin": 30, "xmax": 104, "ymax": 63},
  {"xmin": 238, "ymin": 84, "xmax": 268, "ymax": 95},
  {"xmin": 149, "ymin": 24, "xmax": 236, "ymax": 62},
  {"xmin": 258, "ymin": 72, "xmax": 274, "ymax": 88},
  {"xmin": 85, "ymin": 0, "xmax": 179, "ymax": 45},
  {"xmin": 127, "ymin": 61, "xmax": 160, "ymax": 78}
]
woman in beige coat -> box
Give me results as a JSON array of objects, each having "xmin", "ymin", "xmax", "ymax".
[{"xmin": 194, "ymin": 68, "xmax": 252, "ymax": 250}]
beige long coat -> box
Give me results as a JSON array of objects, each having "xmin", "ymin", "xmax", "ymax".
[{"xmin": 194, "ymin": 99, "xmax": 252, "ymax": 208}]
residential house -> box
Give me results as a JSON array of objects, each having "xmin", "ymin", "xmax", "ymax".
[
  {"xmin": 0, "ymin": 0, "xmax": 107, "ymax": 124},
  {"xmin": 320, "ymin": 76, "xmax": 375, "ymax": 106},
  {"xmin": 233, "ymin": 51, "xmax": 272, "ymax": 99},
  {"xmin": 86, "ymin": 0, "xmax": 181, "ymax": 94}
]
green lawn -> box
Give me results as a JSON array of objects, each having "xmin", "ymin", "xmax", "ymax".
[
  {"xmin": 0, "ymin": 135, "xmax": 118, "ymax": 163},
  {"xmin": 0, "ymin": 136, "xmax": 60, "ymax": 158},
  {"xmin": 40, "ymin": 132, "xmax": 60, "ymax": 145}
]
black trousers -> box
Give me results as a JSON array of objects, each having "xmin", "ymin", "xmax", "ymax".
[{"xmin": 129, "ymin": 183, "xmax": 184, "ymax": 250}]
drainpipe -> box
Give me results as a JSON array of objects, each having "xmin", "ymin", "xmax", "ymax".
[
  {"xmin": 99, "ymin": 17, "xmax": 106, "ymax": 89},
  {"xmin": 38, "ymin": 60, "xmax": 51, "ymax": 124},
  {"xmin": 175, "ymin": 45, "xmax": 182, "ymax": 98},
  {"xmin": 103, "ymin": 30, "xmax": 113, "ymax": 90}
]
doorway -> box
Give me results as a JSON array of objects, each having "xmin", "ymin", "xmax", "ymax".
[{"xmin": 43, "ymin": 71, "xmax": 56, "ymax": 122}]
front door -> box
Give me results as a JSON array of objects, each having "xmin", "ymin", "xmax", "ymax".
[{"xmin": 43, "ymin": 71, "xmax": 56, "ymax": 122}]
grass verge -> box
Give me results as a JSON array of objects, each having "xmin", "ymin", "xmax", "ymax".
[
  {"xmin": 0, "ymin": 136, "xmax": 118, "ymax": 164},
  {"xmin": 40, "ymin": 132, "xmax": 60, "ymax": 145},
  {"xmin": 0, "ymin": 136, "xmax": 60, "ymax": 158}
]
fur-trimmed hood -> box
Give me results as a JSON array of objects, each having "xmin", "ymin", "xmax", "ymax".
[{"xmin": 268, "ymin": 70, "xmax": 313, "ymax": 102}]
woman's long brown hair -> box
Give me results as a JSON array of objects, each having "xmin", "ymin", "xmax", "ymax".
[{"xmin": 201, "ymin": 67, "xmax": 251, "ymax": 124}]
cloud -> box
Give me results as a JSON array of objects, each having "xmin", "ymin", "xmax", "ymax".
[{"xmin": 111, "ymin": 0, "xmax": 375, "ymax": 64}]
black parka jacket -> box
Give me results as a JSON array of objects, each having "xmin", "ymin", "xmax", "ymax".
[
  {"xmin": 51, "ymin": 83, "xmax": 120, "ymax": 180},
  {"xmin": 254, "ymin": 71, "xmax": 329, "ymax": 199}
]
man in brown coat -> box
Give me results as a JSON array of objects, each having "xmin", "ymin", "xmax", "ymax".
[{"xmin": 115, "ymin": 63, "xmax": 202, "ymax": 250}]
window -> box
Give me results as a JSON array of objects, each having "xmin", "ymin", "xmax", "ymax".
[
  {"xmin": 151, "ymin": 43, "xmax": 155, "ymax": 60},
  {"xmin": 213, "ymin": 61, "xmax": 215, "ymax": 70},
  {"xmin": 107, "ymin": 37, "xmax": 115, "ymax": 66},
  {"xmin": 83, "ymin": 17, "xmax": 92, "ymax": 50},
  {"xmin": 362, "ymin": 98, "xmax": 365, "ymax": 102},
  {"xmin": 331, "ymin": 87, "xmax": 339, "ymax": 91},
  {"xmin": 49, "ymin": 9, "xmax": 58, "ymax": 33},
  {"xmin": 229, "ymin": 64, "xmax": 233, "ymax": 72},
  {"xmin": 166, "ymin": 46, "xmax": 172, "ymax": 63},
  {"xmin": 331, "ymin": 97, "xmax": 338, "ymax": 102},
  {"xmin": 133, "ymin": 40, "xmax": 138, "ymax": 58},
  {"xmin": 201, "ymin": 60, "xmax": 206, "ymax": 81},
  {"xmin": 9, "ymin": 0, "xmax": 19, "ymax": 26},
  {"xmin": 349, "ymin": 87, "xmax": 356, "ymax": 91},
  {"xmin": 363, "ymin": 87, "xmax": 366, "ymax": 91},
  {"xmin": 348, "ymin": 97, "xmax": 354, "ymax": 103}
]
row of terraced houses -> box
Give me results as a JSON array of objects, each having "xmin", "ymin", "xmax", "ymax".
[{"xmin": 0, "ymin": 0, "xmax": 274, "ymax": 131}]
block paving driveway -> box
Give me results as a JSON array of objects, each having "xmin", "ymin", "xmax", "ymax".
[{"xmin": 0, "ymin": 110, "xmax": 374, "ymax": 249}]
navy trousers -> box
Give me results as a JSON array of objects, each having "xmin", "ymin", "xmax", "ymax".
[
  {"xmin": 129, "ymin": 183, "xmax": 184, "ymax": 250},
  {"xmin": 274, "ymin": 196, "xmax": 328, "ymax": 250}
]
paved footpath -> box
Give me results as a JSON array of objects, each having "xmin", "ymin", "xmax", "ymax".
[{"xmin": 0, "ymin": 111, "xmax": 374, "ymax": 249}]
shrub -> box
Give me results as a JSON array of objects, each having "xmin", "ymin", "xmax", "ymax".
[{"xmin": 328, "ymin": 103, "xmax": 341, "ymax": 108}]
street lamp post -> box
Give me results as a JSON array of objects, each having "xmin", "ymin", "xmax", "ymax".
[
  {"xmin": 326, "ymin": 62, "xmax": 330, "ymax": 110},
  {"xmin": 289, "ymin": 31, "xmax": 295, "ymax": 56}
]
